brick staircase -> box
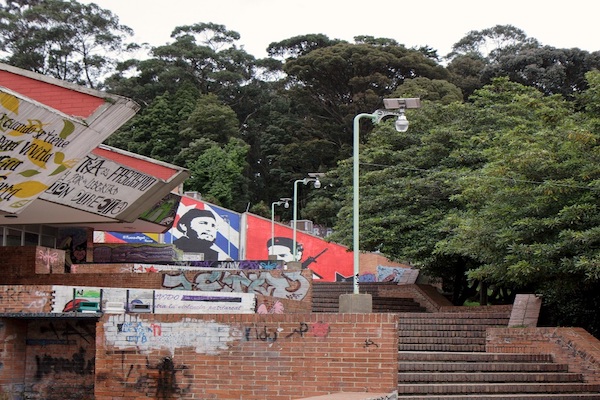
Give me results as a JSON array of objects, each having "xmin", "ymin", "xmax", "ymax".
[
  {"xmin": 311, "ymin": 281, "xmax": 426, "ymax": 313},
  {"xmin": 396, "ymin": 311, "xmax": 600, "ymax": 399}
]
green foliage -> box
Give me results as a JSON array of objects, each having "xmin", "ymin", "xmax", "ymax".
[
  {"xmin": 0, "ymin": 0, "xmax": 134, "ymax": 88},
  {"xmin": 185, "ymin": 138, "xmax": 250, "ymax": 210}
]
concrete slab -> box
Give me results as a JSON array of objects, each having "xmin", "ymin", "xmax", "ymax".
[{"xmin": 339, "ymin": 293, "xmax": 373, "ymax": 313}]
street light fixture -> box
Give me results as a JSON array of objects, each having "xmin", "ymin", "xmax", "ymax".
[
  {"xmin": 292, "ymin": 173, "xmax": 322, "ymax": 261},
  {"xmin": 352, "ymin": 98, "xmax": 420, "ymax": 294},
  {"xmin": 270, "ymin": 197, "xmax": 291, "ymax": 256}
]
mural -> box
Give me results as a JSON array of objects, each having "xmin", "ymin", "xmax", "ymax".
[
  {"xmin": 164, "ymin": 197, "xmax": 240, "ymax": 261},
  {"xmin": 0, "ymin": 89, "xmax": 115, "ymax": 213},
  {"xmin": 245, "ymin": 214, "xmax": 354, "ymax": 282}
]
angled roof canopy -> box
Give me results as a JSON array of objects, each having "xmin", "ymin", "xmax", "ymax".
[{"xmin": 0, "ymin": 63, "xmax": 189, "ymax": 233}]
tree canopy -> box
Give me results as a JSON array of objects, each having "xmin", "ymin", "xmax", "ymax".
[{"xmin": 3, "ymin": 1, "xmax": 600, "ymax": 335}]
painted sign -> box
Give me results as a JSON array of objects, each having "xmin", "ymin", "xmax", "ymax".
[
  {"xmin": 0, "ymin": 88, "xmax": 115, "ymax": 213},
  {"xmin": 244, "ymin": 214, "xmax": 354, "ymax": 282},
  {"xmin": 164, "ymin": 197, "xmax": 240, "ymax": 261},
  {"xmin": 153, "ymin": 290, "xmax": 255, "ymax": 314},
  {"xmin": 41, "ymin": 153, "xmax": 158, "ymax": 216}
]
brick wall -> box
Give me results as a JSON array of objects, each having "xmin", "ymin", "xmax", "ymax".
[
  {"xmin": 487, "ymin": 327, "xmax": 600, "ymax": 384},
  {"xmin": 95, "ymin": 313, "xmax": 399, "ymax": 399},
  {"xmin": 0, "ymin": 318, "xmax": 27, "ymax": 396}
]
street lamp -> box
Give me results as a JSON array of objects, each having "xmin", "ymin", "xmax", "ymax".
[
  {"xmin": 270, "ymin": 197, "xmax": 291, "ymax": 256},
  {"xmin": 292, "ymin": 173, "xmax": 322, "ymax": 261},
  {"xmin": 352, "ymin": 98, "xmax": 420, "ymax": 294}
]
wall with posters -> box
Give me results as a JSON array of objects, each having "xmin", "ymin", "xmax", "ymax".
[{"xmin": 164, "ymin": 196, "xmax": 240, "ymax": 261}]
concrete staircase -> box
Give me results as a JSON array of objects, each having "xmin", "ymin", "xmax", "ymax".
[
  {"xmin": 396, "ymin": 311, "xmax": 600, "ymax": 399},
  {"xmin": 311, "ymin": 281, "xmax": 426, "ymax": 313}
]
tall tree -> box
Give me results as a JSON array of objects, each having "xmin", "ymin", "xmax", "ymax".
[{"xmin": 0, "ymin": 0, "xmax": 134, "ymax": 88}]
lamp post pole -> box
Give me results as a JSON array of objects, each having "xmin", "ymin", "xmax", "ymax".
[
  {"xmin": 270, "ymin": 198, "xmax": 290, "ymax": 256},
  {"xmin": 351, "ymin": 98, "xmax": 421, "ymax": 295},
  {"xmin": 292, "ymin": 175, "xmax": 321, "ymax": 261}
]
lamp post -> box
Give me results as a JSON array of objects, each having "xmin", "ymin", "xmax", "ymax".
[
  {"xmin": 270, "ymin": 198, "xmax": 291, "ymax": 256},
  {"xmin": 292, "ymin": 174, "xmax": 322, "ymax": 261},
  {"xmin": 352, "ymin": 98, "xmax": 421, "ymax": 294}
]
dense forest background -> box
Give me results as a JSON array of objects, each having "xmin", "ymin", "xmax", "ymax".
[{"xmin": 2, "ymin": 0, "xmax": 600, "ymax": 336}]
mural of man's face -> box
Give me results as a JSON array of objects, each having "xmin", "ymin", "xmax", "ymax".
[
  {"xmin": 269, "ymin": 244, "xmax": 302, "ymax": 262},
  {"xmin": 189, "ymin": 216, "xmax": 217, "ymax": 242}
]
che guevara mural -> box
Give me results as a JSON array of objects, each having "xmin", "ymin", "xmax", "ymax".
[
  {"xmin": 164, "ymin": 196, "xmax": 240, "ymax": 261},
  {"xmin": 162, "ymin": 196, "xmax": 353, "ymax": 281},
  {"xmin": 244, "ymin": 213, "xmax": 354, "ymax": 282}
]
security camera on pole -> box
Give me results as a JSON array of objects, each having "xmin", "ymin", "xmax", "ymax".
[{"xmin": 340, "ymin": 98, "xmax": 421, "ymax": 313}]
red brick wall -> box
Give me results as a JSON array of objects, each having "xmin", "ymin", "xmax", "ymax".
[
  {"xmin": 487, "ymin": 327, "xmax": 600, "ymax": 384},
  {"xmin": 0, "ymin": 285, "xmax": 52, "ymax": 313},
  {"xmin": 23, "ymin": 319, "xmax": 96, "ymax": 399},
  {"xmin": 0, "ymin": 318, "xmax": 27, "ymax": 395},
  {"xmin": 95, "ymin": 313, "xmax": 399, "ymax": 399}
]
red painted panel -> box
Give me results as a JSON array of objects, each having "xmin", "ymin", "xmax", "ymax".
[
  {"xmin": 0, "ymin": 71, "xmax": 104, "ymax": 118},
  {"xmin": 92, "ymin": 147, "xmax": 178, "ymax": 181},
  {"xmin": 245, "ymin": 214, "xmax": 354, "ymax": 282}
]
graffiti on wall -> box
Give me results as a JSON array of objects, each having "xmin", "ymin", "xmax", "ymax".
[
  {"xmin": 51, "ymin": 286, "xmax": 256, "ymax": 314},
  {"xmin": 162, "ymin": 270, "xmax": 310, "ymax": 300},
  {"xmin": 132, "ymin": 259, "xmax": 283, "ymax": 273},
  {"xmin": 105, "ymin": 316, "xmax": 242, "ymax": 355},
  {"xmin": 0, "ymin": 286, "xmax": 48, "ymax": 312},
  {"xmin": 245, "ymin": 214, "xmax": 354, "ymax": 282},
  {"xmin": 164, "ymin": 196, "xmax": 240, "ymax": 261}
]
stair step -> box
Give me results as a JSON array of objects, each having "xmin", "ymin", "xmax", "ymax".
[
  {"xmin": 399, "ymin": 330, "xmax": 486, "ymax": 338},
  {"xmin": 399, "ymin": 337, "xmax": 487, "ymax": 346},
  {"xmin": 398, "ymin": 352, "xmax": 555, "ymax": 362},
  {"xmin": 398, "ymin": 372, "xmax": 584, "ymax": 383},
  {"xmin": 399, "ymin": 344, "xmax": 486, "ymax": 352},
  {"xmin": 398, "ymin": 361, "xmax": 570, "ymax": 373},
  {"xmin": 396, "ymin": 382, "xmax": 600, "ymax": 395}
]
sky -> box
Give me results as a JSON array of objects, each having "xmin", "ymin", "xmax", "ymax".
[{"xmin": 83, "ymin": 0, "xmax": 598, "ymax": 59}]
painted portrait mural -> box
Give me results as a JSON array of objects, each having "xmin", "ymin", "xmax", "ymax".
[
  {"xmin": 164, "ymin": 196, "xmax": 240, "ymax": 261},
  {"xmin": 244, "ymin": 214, "xmax": 354, "ymax": 282}
]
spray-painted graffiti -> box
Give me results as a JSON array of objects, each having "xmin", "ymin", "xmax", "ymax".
[
  {"xmin": 161, "ymin": 270, "xmax": 309, "ymax": 300},
  {"xmin": 243, "ymin": 322, "xmax": 330, "ymax": 343},
  {"xmin": 34, "ymin": 347, "xmax": 94, "ymax": 379},
  {"xmin": 256, "ymin": 300, "xmax": 284, "ymax": 314},
  {"xmin": 133, "ymin": 259, "xmax": 283, "ymax": 273},
  {"xmin": 105, "ymin": 316, "xmax": 242, "ymax": 355},
  {"xmin": 0, "ymin": 286, "xmax": 48, "ymax": 312}
]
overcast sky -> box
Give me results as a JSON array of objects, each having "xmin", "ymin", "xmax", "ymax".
[{"xmin": 83, "ymin": 0, "xmax": 598, "ymax": 59}]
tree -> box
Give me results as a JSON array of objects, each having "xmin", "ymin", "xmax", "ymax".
[
  {"xmin": 447, "ymin": 24, "xmax": 539, "ymax": 61},
  {"xmin": 105, "ymin": 22, "xmax": 257, "ymax": 108},
  {"xmin": 185, "ymin": 138, "xmax": 250, "ymax": 210},
  {"xmin": 482, "ymin": 46, "xmax": 600, "ymax": 99},
  {"xmin": 0, "ymin": 0, "xmax": 134, "ymax": 88}
]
